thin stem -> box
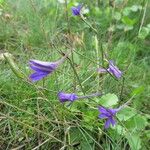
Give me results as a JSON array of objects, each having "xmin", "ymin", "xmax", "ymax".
[
  {"xmin": 57, "ymin": 52, "xmax": 70, "ymax": 64},
  {"xmin": 138, "ymin": 1, "xmax": 148, "ymax": 34},
  {"xmin": 119, "ymin": 77, "xmax": 125, "ymax": 100},
  {"xmin": 67, "ymin": 58, "xmax": 85, "ymax": 95},
  {"xmin": 64, "ymin": 0, "xmax": 70, "ymax": 33},
  {"xmin": 78, "ymin": 92, "xmax": 102, "ymax": 99},
  {"xmin": 118, "ymin": 95, "xmax": 135, "ymax": 111},
  {"xmin": 100, "ymin": 40, "xmax": 104, "ymax": 67},
  {"xmin": 80, "ymin": 15, "xmax": 98, "ymax": 34}
]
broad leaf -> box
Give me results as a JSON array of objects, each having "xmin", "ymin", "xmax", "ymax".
[
  {"xmin": 98, "ymin": 93, "xmax": 119, "ymax": 107},
  {"xmin": 117, "ymin": 107, "xmax": 136, "ymax": 121},
  {"xmin": 126, "ymin": 133, "xmax": 141, "ymax": 150}
]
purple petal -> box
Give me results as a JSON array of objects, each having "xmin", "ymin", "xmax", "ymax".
[
  {"xmin": 98, "ymin": 107, "xmax": 120, "ymax": 118},
  {"xmin": 97, "ymin": 68, "xmax": 107, "ymax": 73},
  {"xmin": 29, "ymin": 59, "xmax": 58, "ymax": 82},
  {"xmin": 58, "ymin": 92, "xmax": 78, "ymax": 103},
  {"xmin": 98, "ymin": 107, "xmax": 112, "ymax": 118},
  {"xmin": 71, "ymin": 5, "xmax": 82, "ymax": 16},
  {"xmin": 98, "ymin": 107, "xmax": 109, "ymax": 114},
  {"xmin": 99, "ymin": 113, "xmax": 108, "ymax": 119},
  {"xmin": 77, "ymin": 5, "xmax": 82, "ymax": 11},
  {"xmin": 109, "ymin": 117, "xmax": 116, "ymax": 126},
  {"xmin": 29, "ymin": 72, "xmax": 49, "ymax": 82},
  {"xmin": 104, "ymin": 119, "xmax": 111, "ymax": 129},
  {"xmin": 29, "ymin": 60, "xmax": 57, "ymax": 70},
  {"xmin": 71, "ymin": 7, "xmax": 79, "ymax": 15},
  {"xmin": 108, "ymin": 108, "xmax": 119, "ymax": 115},
  {"xmin": 109, "ymin": 60, "xmax": 115, "ymax": 65},
  {"xmin": 29, "ymin": 64, "xmax": 53, "ymax": 73},
  {"xmin": 108, "ymin": 60, "xmax": 122, "ymax": 78}
]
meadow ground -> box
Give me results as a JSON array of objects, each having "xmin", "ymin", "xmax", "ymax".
[{"xmin": 0, "ymin": 0, "xmax": 150, "ymax": 149}]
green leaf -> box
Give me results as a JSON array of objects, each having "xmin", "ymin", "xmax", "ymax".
[
  {"xmin": 113, "ymin": 12, "xmax": 121, "ymax": 20},
  {"xmin": 123, "ymin": 7, "xmax": 131, "ymax": 16},
  {"xmin": 69, "ymin": 101, "xmax": 84, "ymax": 112},
  {"xmin": 125, "ymin": 114, "xmax": 147, "ymax": 130},
  {"xmin": 126, "ymin": 133, "xmax": 141, "ymax": 150},
  {"xmin": 0, "ymin": 0, "xmax": 4, "ymax": 4},
  {"xmin": 0, "ymin": 8, "xmax": 2, "ymax": 15},
  {"xmin": 82, "ymin": 110, "xmax": 99, "ymax": 131},
  {"xmin": 109, "ymin": 125, "xmax": 126, "ymax": 140},
  {"xmin": 70, "ymin": 128, "xmax": 93, "ymax": 150},
  {"xmin": 98, "ymin": 93, "xmax": 119, "ymax": 107},
  {"xmin": 122, "ymin": 16, "xmax": 136, "ymax": 26},
  {"xmin": 117, "ymin": 107, "xmax": 136, "ymax": 121},
  {"xmin": 130, "ymin": 5, "xmax": 142, "ymax": 12},
  {"xmin": 124, "ymin": 25, "xmax": 133, "ymax": 31},
  {"xmin": 131, "ymin": 86, "xmax": 145, "ymax": 96},
  {"xmin": 138, "ymin": 27, "xmax": 150, "ymax": 39},
  {"xmin": 147, "ymin": 24, "xmax": 150, "ymax": 29},
  {"xmin": 145, "ymin": 130, "xmax": 150, "ymax": 138}
]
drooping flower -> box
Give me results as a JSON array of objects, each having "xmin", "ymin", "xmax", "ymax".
[
  {"xmin": 71, "ymin": 5, "xmax": 82, "ymax": 16},
  {"xmin": 108, "ymin": 60, "xmax": 122, "ymax": 78},
  {"xmin": 58, "ymin": 92, "xmax": 78, "ymax": 103},
  {"xmin": 98, "ymin": 106, "xmax": 121, "ymax": 129},
  {"xmin": 29, "ymin": 54, "xmax": 68, "ymax": 82},
  {"xmin": 58, "ymin": 92, "xmax": 102, "ymax": 103},
  {"xmin": 98, "ymin": 60, "xmax": 122, "ymax": 78}
]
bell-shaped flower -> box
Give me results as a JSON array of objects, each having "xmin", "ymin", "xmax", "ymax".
[
  {"xmin": 58, "ymin": 92, "xmax": 78, "ymax": 103},
  {"xmin": 98, "ymin": 106, "xmax": 121, "ymax": 129},
  {"xmin": 71, "ymin": 5, "xmax": 82, "ymax": 16},
  {"xmin": 29, "ymin": 54, "xmax": 68, "ymax": 82},
  {"xmin": 58, "ymin": 92, "xmax": 102, "ymax": 103},
  {"xmin": 98, "ymin": 60, "xmax": 122, "ymax": 78}
]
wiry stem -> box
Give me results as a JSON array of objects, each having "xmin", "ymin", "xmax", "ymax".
[
  {"xmin": 80, "ymin": 14, "xmax": 98, "ymax": 34},
  {"xmin": 78, "ymin": 92, "xmax": 102, "ymax": 99},
  {"xmin": 64, "ymin": 0, "xmax": 71, "ymax": 33},
  {"xmin": 57, "ymin": 52, "xmax": 70, "ymax": 65},
  {"xmin": 67, "ymin": 57, "xmax": 85, "ymax": 95},
  {"xmin": 119, "ymin": 77, "xmax": 125, "ymax": 100}
]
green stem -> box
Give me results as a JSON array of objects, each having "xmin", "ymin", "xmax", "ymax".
[
  {"xmin": 64, "ymin": 0, "xmax": 70, "ymax": 33},
  {"xmin": 80, "ymin": 15, "xmax": 98, "ymax": 34},
  {"xmin": 67, "ymin": 58, "xmax": 85, "ymax": 95},
  {"xmin": 119, "ymin": 77, "xmax": 125, "ymax": 100}
]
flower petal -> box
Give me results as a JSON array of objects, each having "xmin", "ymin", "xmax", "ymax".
[
  {"xmin": 29, "ymin": 60, "xmax": 57, "ymax": 69},
  {"xmin": 108, "ymin": 60, "xmax": 122, "ymax": 78},
  {"xmin": 104, "ymin": 119, "xmax": 111, "ymax": 129},
  {"xmin": 29, "ymin": 72, "xmax": 49, "ymax": 82},
  {"xmin": 109, "ymin": 117, "xmax": 116, "ymax": 126},
  {"xmin": 99, "ymin": 113, "xmax": 108, "ymax": 119},
  {"xmin": 58, "ymin": 92, "xmax": 78, "ymax": 102},
  {"xmin": 71, "ymin": 5, "xmax": 82, "ymax": 16},
  {"xmin": 77, "ymin": 5, "xmax": 82, "ymax": 11},
  {"xmin": 71, "ymin": 7, "xmax": 79, "ymax": 15},
  {"xmin": 97, "ymin": 68, "xmax": 107, "ymax": 73},
  {"xmin": 108, "ymin": 108, "xmax": 119, "ymax": 115},
  {"xmin": 98, "ymin": 107, "xmax": 109, "ymax": 115},
  {"xmin": 29, "ymin": 64, "xmax": 52, "ymax": 73}
]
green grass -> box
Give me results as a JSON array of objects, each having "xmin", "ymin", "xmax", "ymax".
[{"xmin": 0, "ymin": 0, "xmax": 150, "ymax": 149}]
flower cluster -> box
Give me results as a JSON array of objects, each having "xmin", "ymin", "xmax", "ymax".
[{"xmin": 28, "ymin": 4, "xmax": 126, "ymax": 129}]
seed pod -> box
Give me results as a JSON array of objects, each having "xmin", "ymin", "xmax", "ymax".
[{"xmin": 3, "ymin": 53, "xmax": 24, "ymax": 79}]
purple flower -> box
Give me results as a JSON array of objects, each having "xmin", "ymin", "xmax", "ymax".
[
  {"xmin": 71, "ymin": 5, "xmax": 82, "ymax": 16},
  {"xmin": 58, "ymin": 92, "xmax": 78, "ymax": 103},
  {"xmin": 98, "ymin": 60, "xmax": 122, "ymax": 78},
  {"xmin": 29, "ymin": 54, "xmax": 68, "ymax": 82},
  {"xmin": 98, "ymin": 106, "xmax": 120, "ymax": 129},
  {"xmin": 108, "ymin": 61, "xmax": 122, "ymax": 78}
]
